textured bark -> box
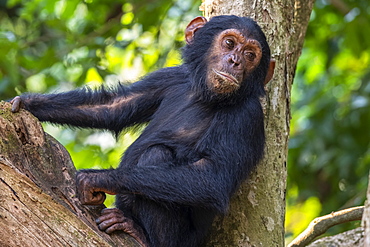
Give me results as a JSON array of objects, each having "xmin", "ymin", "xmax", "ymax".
[
  {"xmin": 0, "ymin": 102, "xmax": 139, "ymax": 247},
  {"xmin": 307, "ymin": 227, "xmax": 364, "ymax": 247},
  {"xmin": 200, "ymin": 0, "xmax": 314, "ymax": 246},
  {"xmin": 362, "ymin": 172, "xmax": 370, "ymax": 246}
]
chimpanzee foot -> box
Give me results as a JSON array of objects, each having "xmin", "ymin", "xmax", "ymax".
[{"xmin": 96, "ymin": 208, "xmax": 148, "ymax": 247}]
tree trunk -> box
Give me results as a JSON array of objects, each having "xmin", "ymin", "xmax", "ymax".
[
  {"xmin": 201, "ymin": 0, "xmax": 314, "ymax": 246},
  {"xmin": 0, "ymin": 102, "xmax": 139, "ymax": 247}
]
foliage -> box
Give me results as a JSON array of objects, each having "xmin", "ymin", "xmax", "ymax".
[
  {"xmin": 286, "ymin": 0, "xmax": 370, "ymax": 240},
  {"xmin": 0, "ymin": 0, "xmax": 200, "ymax": 97}
]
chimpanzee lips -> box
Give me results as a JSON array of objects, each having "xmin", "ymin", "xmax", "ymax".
[{"xmin": 212, "ymin": 69, "xmax": 240, "ymax": 86}]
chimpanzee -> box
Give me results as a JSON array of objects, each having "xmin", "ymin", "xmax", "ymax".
[{"xmin": 11, "ymin": 15, "xmax": 275, "ymax": 247}]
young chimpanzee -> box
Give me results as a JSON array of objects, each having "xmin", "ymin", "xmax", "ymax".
[{"xmin": 11, "ymin": 15, "xmax": 275, "ymax": 247}]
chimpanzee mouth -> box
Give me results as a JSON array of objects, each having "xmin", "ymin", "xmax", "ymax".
[{"xmin": 212, "ymin": 69, "xmax": 240, "ymax": 86}]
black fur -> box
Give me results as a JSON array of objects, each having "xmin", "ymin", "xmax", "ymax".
[{"xmin": 19, "ymin": 15, "xmax": 271, "ymax": 247}]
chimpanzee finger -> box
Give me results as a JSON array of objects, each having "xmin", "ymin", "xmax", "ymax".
[
  {"xmin": 11, "ymin": 96, "xmax": 22, "ymax": 113},
  {"xmin": 97, "ymin": 214, "xmax": 125, "ymax": 231},
  {"xmin": 97, "ymin": 208, "xmax": 125, "ymax": 224},
  {"xmin": 88, "ymin": 191, "xmax": 106, "ymax": 205},
  {"xmin": 103, "ymin": 219, "xmax": 149, "ymax": 247},
  {"xmin": 104, "ymin": 223, "xmax": 127, "ymax": 234}
]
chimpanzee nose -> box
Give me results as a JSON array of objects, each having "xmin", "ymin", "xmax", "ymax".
[{"xmin": 228, "ymin": 54, "xmax": 241, "ymax": 68}]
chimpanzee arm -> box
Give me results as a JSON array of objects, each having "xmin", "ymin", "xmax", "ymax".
[
  {"xmin": 77, "ymin": 160, "xmax": 235, "ymax": 213},
  {"xmin": 16, "ymin": 86, "xmax": 155, "ymax": 133},
  {"xmin": 12, "ymin": 67, "xmax": 186, "ymax": 133},
  {"xmin": 77, "ymin": 137, "xmax": 260, "ymax": 214}
]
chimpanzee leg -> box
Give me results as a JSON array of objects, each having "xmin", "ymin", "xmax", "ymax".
[
  {"xmin": 128, "ymin": 197, "xmax": 216, "ymax": 247},
  {"xmin": 96, "ymin": 208, "xmax": 149, "ymax": 246}
]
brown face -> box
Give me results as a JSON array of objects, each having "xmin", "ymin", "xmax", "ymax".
[{"xmin": 206, "ymin": 29, "xmax": 263, "ymax": 94}]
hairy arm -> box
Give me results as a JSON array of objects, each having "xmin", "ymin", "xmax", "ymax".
[
  {"xmin": 76, "ymin": 134, "xmax": 257, "ymax": 213},
  {"xmin": 77, "ymin": 159, "xmax": 233, "ymax": 213},
  {"xmin": 12, "ymin": 67, "xmax": 186, "ymax": 132}
]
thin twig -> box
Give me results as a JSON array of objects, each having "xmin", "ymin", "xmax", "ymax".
[
  {"xmin": 329, "ymin": 0, "xmax": 351, "ymax": 15},
  {"xmin": 287, "ymin": 206, "xmax": 364, "ymax": 247}
]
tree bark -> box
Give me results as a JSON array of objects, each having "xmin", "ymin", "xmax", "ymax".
[
  {"xmin": 362, "ymin": 172, "xmax": 370, "ymax": 246},
  {"xmin": 0, "ymin": 102, "xmax": 139, "ymax": 247},
  {"xmin": 307, "ymin": 227, "xmax": 364, "ymax": 247},
  {"xmin": 201, "ymin": 0, "xmax": 314, "ymax": 246}
]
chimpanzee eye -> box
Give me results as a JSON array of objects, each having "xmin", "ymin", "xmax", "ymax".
[
  {"xmin": 245, "ymin": 52, "xmax": 256, "ymax": 61},
  {"xmin": 225, "ymin": 39, "xmax": 235, "ymax": 49}
]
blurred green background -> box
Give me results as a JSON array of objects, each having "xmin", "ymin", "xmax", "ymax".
[{"xmin": 0, "ymin": 0, "xmax": 369, "ymax": 242}]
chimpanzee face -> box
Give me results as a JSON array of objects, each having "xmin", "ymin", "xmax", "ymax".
[
  {"xmin": 184, "ymin": 16, "xmax": 274, "ymax": 98},
  {"xmin": 205, "ymin": 28, "xmax": 263, "ymax": 95}
]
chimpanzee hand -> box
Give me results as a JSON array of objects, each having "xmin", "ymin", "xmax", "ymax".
[
  {"xmin": 76, "ymin": 172, "xmax": 107, "ymax": 205},
  {"xmin": 10, "ymin": 96, "xmax": 23, "ymax": 113}
]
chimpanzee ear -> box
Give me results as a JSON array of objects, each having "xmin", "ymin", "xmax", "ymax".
[
  {"xmin": 185, "ymin": 16, "xmax": 208, "ymax": 45},
  {"xmin": 264, "ymin": 59, "xmax": 276, "ymax": 85}
]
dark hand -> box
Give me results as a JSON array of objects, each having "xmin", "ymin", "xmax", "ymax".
[
  {"xmin": 10, "ymin": 96, "xmax": 23, "ymax": 113},
  {"xmin": 96, "ymin": 208, "xmax": 149, "ymax": 246},
  {"xmin": 76, "ymin": 172, "xmax": 107, "ymax": 205}
]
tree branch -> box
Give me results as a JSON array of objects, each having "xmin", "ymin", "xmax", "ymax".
[
  {"xmin": 0, "ymin": 101, "xmax": 139, "ymax": 247},
  {"xmin": 288, "ymin": 206, "xmax": 364, "ymax": 247},
  {"xmin": 329, "ymin": 0, "xmax": 351, "ymax": 15}
]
